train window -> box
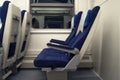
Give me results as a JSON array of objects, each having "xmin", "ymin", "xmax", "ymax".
[
  {"xmin": 30, "ymin": 0, "xmax": 74, "ymax": 29},
  {"xmin": 44, "ymin": 16, "xmax": 64, "ymax": 28}
]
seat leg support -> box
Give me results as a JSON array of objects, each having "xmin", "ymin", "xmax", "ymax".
[{"xmin": 46, "ymin": 71, "xmax": 68, "ymax": 80}]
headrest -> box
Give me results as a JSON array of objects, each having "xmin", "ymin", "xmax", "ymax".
[
  {"xmin": 21, "ymin": 10, "xmax": 26, "ymax": 25},
  {"xmin": 84, "ymin": 6, "xmax": 100, "ymax": 31},
  {"xmin": 76, "ymin": 11, "xmax": 88, "ymax": 34},
  {"xmin": 74, "ymin": 11, "xmax": 82, "ymax": 29},
  {"xmin": 69, "ymin": 6, "xmax": 100, "ymax": 50},
  {"xmin": 83, "ymin": 10, "xmax": 92, "ymax": 29},
  {"xmin": 90, "ymin": 6, "xmax": 100, "ymax": 25}
]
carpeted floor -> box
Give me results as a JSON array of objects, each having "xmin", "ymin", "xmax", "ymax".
[{"xmin": 7, "ymin": 68, "xmax": 101, "ymax": 80}]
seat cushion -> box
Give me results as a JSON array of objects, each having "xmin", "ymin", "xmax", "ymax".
[{"xmin": 34, "ymin": 48, "xmax": 74, "ymax": 68}]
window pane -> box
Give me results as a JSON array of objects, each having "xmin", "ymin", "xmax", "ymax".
[
  {"xmin": 30, "ymin": 0, "xmax": 74, "ymax": 29},
  {"xmin": 31, "ymin": 7, "xmax": 73, "ymax": 29}
]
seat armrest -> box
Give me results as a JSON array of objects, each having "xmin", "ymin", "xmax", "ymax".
[
  {"xmin": 47, "ymin": 43, "xmax": 73, "ymax": 50},
  {"xmin": 50, "ymin": 39, "xmax": 67, "ymax": 45},
  {"xmin": 47, "ymin": 43, "xmax": 79, "ymax": 54}
]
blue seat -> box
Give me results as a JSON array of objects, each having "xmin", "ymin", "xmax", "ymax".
[
  {"xmin": 0, "ymin": 1, "xmax": 16, "ymax": 58},
  {"xmin": 34, "ymin": 48, "xmax": 74, "ymax": 68},
  {"xmin": 20, "ymin": 10, "xmax": 27, "ymax": 53},
  {"xmin": 0, "ymin": 1, "xmax": 21, "ymax": 69},
  {"xmin": 0, "ymin": 1, "xmax": 10, "ymax": 46},
  {"xmin": 34, "ymin": 6, "xmax": 100, "ymax": 68},
  {"xmin": 16, "ymin": 10, "xmax": 32, "ymax": 68},
  {"xmin": 50, "ymin": 11, "xmax": 82, "ymax": 45},
  {"xmin": 0, "ymin": 1, "xmax": 22, "ymax": 79},
  {"xmin": 48, "ymin": 10, "xmax": 93, "ymax": 47},
  {"xmin": 17, "ymin": 10, "xmax": 32, "ymax": 59}
]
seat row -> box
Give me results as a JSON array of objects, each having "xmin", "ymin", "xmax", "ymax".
[
  {"xmin": 34, "ymin": 6, "xmax": 100, "ymax": 80},
  {"xmin": 0, "ymin": 1, "xmax": 32, "ymax": 79}
]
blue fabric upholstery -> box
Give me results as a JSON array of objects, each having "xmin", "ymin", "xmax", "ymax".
[
  {"xmin": 83, "ymin": 10, "xmax": 92, "ymax": 28},
  {"xmin": 21, "ymin": 41, "xmax": 26, "ymax": 52},
  {"xmin": 50, "ymin": 11, "xmax": 82, "ymax": 45},
  {"xmin": 69, "ymin": 6, "xmax": 100, "ymax": 50},
  {"xmin": 34, "ymin": 48, "xmax": 74, "ymax": 68},
  {"xmin": 34, "ymin": 6, "xmax": 100, "ymax": 68},
  {"xmin": 49, "ymin": 10, "xmax": 92, "ymax": 46},
  {"xmin": 65, "ymin": 11, "xmax": 82, "ymax": 43},
  {"xmin": 8, "ymin": 43, "xmax": 16, "ymax": 58}
]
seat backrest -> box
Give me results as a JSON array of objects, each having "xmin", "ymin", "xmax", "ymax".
[
  {"xmin": 76, "ymin": 10, "xmax": 92, "ymax": 34},
  {"xmin": 0, "ymin": 1, "xmax": 10, "ymax": 44},
  {"xmin": 65, "ymin": 11, "xmax": 82, "ymax": 44},
  {"xmin": 17, "ymin": 11, "xmax": 32, "ymax": 59},
  {"xmin": 68, "ymin": 6, "xmax": 100, "ymax": 50},
  {"xmin": 20, "ymin": 10, "xmax": 27, "ymax": 53},
  {"xmin": 21, "ymin": 11, "xmax": 31, "ymax": 54},
  {"xmin": 67, "ymin": 10, "xmax": 92, "ymax": 47},
  {"xmin": 64, "ymin": 6, "xmax": 100, "ymax": 70},
  {"xmin": 0, "ymin": 1, "xmax": 21, "ymax": 68}
]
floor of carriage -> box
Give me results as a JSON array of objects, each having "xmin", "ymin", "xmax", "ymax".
[{"xmin": 7, "ymin": 68, "xmax": 101, "ymax": 80}]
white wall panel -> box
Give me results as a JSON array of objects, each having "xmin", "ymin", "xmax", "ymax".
[
  {"xmin": 0, "ymin": 0, "xmax": 30, "ymax": 11},
  {"xmin": 27, "ymin": 29, "xmax": 70, "ymax": 55},
  {"xmin": 11, "ymin": 0, "xmax": 30, "ymax": 11},
  {"xmin": 74, "ymin": 0, "xmax": 89, "ymax": 14},
  {"xmin": 91, "ymin": 11, "xmax": 103, "ymax": 74},
  {"xmin": 119, "ymin": 16, "xmax": 120, "ymax": 80},
  {"xmin": 92, "ymin": 0, "xmax": 120, "ymax": 80},
  {"xmin": 0, "ymin": 0, "xmax": 4, "ymax": 6}
]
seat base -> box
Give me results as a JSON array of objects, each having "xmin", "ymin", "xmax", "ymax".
[{"xmin": 46, "ymin": 71, "xmax": 68, "ymax": 80}]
